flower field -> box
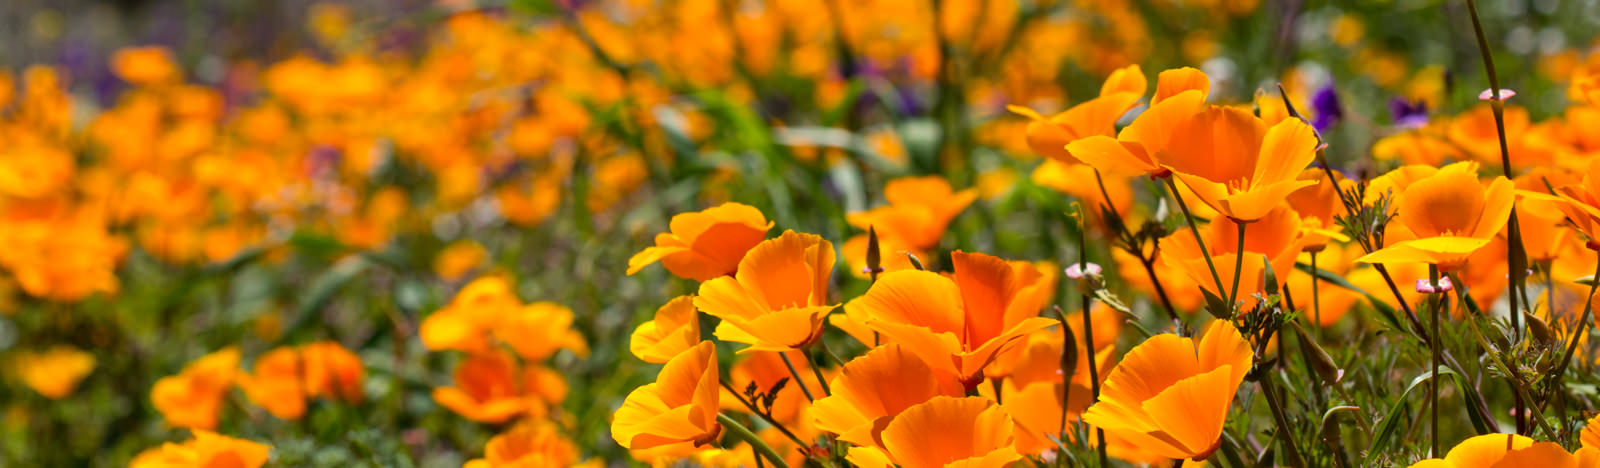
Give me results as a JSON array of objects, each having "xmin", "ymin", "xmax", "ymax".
[{"xmin": 8, "ymin": 0, "xmax": 1600, "ymax": 466}]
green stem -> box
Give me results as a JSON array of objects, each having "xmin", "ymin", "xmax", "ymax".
[
  {"xmin": 805, "ymin": 347, "xmax": 833, "ymax": 397},
  {"xmin": 1228, "ymin": 221, "xmax": 1248, "ymax": 306},
  {"xmin": 717, "ymin": 413, "xmax": 792, "ymax": 468},
  {"xmin": 718, "ymin": 380, "xmax": 809, "ymax": 447},
  {"xmin": 1428, "ymin": 264, "xmax": 1442, "ymax": 457},
  {"xmin": 1163, "ymin": 177, "xmax": 1228, "ymax": 300},
  {"xmin": 779, "ymin": 353, "xmax": 816, "ymax": 403}
]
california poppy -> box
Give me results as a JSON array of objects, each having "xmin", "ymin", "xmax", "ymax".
[
  {"xmin": 1161, "ymin": 106, "xmax": 1321, "ymax": 222},
  {"xmin": 420, "ymin": 276, "xmax": 523, "ymax": 354},
  {"xmin": 151, "ymin": 347, "xmax": 240, "ymax": 430},
  {"xmin": 13, "ymin": 346, "xmax": 95, "ymax": 399},
  {"xmin": 128, "ymin": 430, "xmax": 271, "ymax": 468},
  {"xmin": 630, "ymin": 295, "xmax": 702, "ymax": 364},
  {"xmin": 1358, "ymin": 162, "xmax": 1513, "ymax": 269},
  {"xmin": 494, "ymin": 302, "xmax": 590, "ymax": 361},
  {"xmin": 300, "ymin": 341, "xmax": 365, "ymax": 403},
  {"xmin": 237, "ymin": 347, "xmax": 306, "ymax": 420},
  {"xmin": 1007, "ymin": 64, "xmax": 1146, "ymax": 163},
  {"xmin": 627, "ymin": 202, "xmax": 773, "ymax": 281},
  {"xmin": 612, "ymin": 341, "xmax": 722, "ymax": 451},
  {"xmin": 433, "ymin": 351, "xmax": 561, "ymax": 424},
  {"xmin": 1082, "ymin": 320, "xmax": 1253, "ymax": 461},
  {"xmin": 465, "ymin": 421, "xmax": 585, "ymax": 468},
  {"xmin": 811, "ymin": 344, "xmax": 965, "ymax": 448},
  {"xmin": 844, "ymin": 396, "xmax": 1022, "ymax": 468},
  {"xmin": 849, "ymin": 251, "xmax": 1057, "ymax": 388},
  {"xmin": 1408, "ymin": 433, "xmax": 1579, "ymax": 467},
  {"xmin": 695, "ymin": 231, "xmax": 835, "ymax": 352},
  {"xmin": 846, "ymin": 176, "xmax": 977, "ymax": 251}
]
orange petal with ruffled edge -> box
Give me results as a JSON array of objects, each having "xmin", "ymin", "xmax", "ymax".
[
  {"xmin": 611, "ymin": 342, "xmax": 720, "ymax": 450},
  {"xmin": 713, "ymin": 305, "xmax": 833, "ymax": 352},
  {"xmin": 878, "ymin": 396, "xmax": 1020, "ymax": 468},
  {"xmin": 1101, "ymin": 64, "xmax": 1148, "ymax": 96},
  {"xmin": 630, "ymin": 296, "xmax": 702, "ymax": 364},
  {"xmin": 1153, "ymin": 67, "xmax": 1211, "ymax": 105},
  {"xmin": 1357, "ymin": 236, "xmax": 1494, "ymax": 266},
  {"xmin": 811, "ymin": 344, "xmax": 964, "ymax": 447}
]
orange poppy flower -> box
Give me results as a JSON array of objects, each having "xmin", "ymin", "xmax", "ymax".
[
  {"xmin": 1161, "ymin": 106, "xmax": 1321, "ymax": 222},
  {"xmin": 13, "ymin": 346, "xmax": 95, "ymax": 399},
  {"xmin": 420, "ymin": 276, "xmax": 522, "ymax": 354},
  {"xmin": 151, "ymin": 347, "xmax": 240, "ymax": 430},
  {"xmin": 1161, "ymin": 203, "xmax": 1309, "ymax": 302},
  {"xmin": 631, "ymin": 296, "xmax": 702, "ymax": 364},
  {"xmin": 1055, "ymin": 68, "xmax": 1211, "ymax": 177},
  {"xmin": 1407, "ymin": 433, "xmax": 1578, "ymax": 467},
  {"xmin": 112, "ymin": 46, "xmax": 181, "ymax": 86},
  {"xmin": 811, "ymin": 344, "xmax": 965, "ymax": 448},
  {"xmin": 695, "ymin": 231, "xmax": 835, "ymax": 352},
  {"xmin": 844, "ymin": 396, "xmax": 1021, "ymax": 468},
  {"xmin": 300, "ymin": 341, "xmax": 364, "ymax": 403},
  {"xmin": 129, "ymin": 430, "xmax": 271, "ymax": 468},
  {"xmin": 237, "ymin": 347, "xmax": 306, "ymax": 420},
  {"xmin": 1007, "ymin": 64, "xmax": 1146, "ymax": 163},
  {"xmin": 1542, "ymin": 157, "xmax": 1600, "ymax": 241},
  {"xmin": 627, "ymin": 202, "xmax": 773, "ymax": 281},
  {"xmin": 494, "ymin": 302, "xmax": 590, "ymax": 361},
  {"xmin": 612, "ymin": 341, "xmax": 722, "ymax": 451},
  {"xmin": 1063, "ymin": 88, "xmax": 1207, "ymax": 178},
  {"xmin": 1358, "ymin": 162, "xmax": 1513, "ymax": 269},
  {"xmin": 1082, "ymin": 320, "xmax": 1253, "ymax": 461},
  {"xmin": 848, "ymin": 251, "xmax": 1058, "ymax": 388},
  {"xmin": 433, "ymin": 351, "xmax": 563, "ymax": 424},
  {"xmin": 846, "ymin": 176, "xmax": 977, "ymax": 251},
  {"xmin": 1514, "ymin": 167, "xmax": 1582, "ymax": 261},
  {"xmin": 464, "ymin": 421, "xmax": 585, "ymax": 468},
  {"xmin": 434, "ymin": 239, "xmax": 488, "ymax": 282}
]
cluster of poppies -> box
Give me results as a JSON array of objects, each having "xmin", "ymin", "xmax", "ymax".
[
  {"xmin": 139, "ymin": 342, "xmax": 363, "ymax": 466},
  {"xmin": 614, "ymin": 63, "xmax": 1600, "ymax": 467}
]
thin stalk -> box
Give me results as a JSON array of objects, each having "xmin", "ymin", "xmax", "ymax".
[
  {"xmin": 717, "ymin": 413, "xmax": 792, "ymax": 468},
  {"xmin": 1258, "ymin": 375, "xmax": 1308, "ymax": 467},
  {"xmin": 1096, "ymin": 170, "xmax": 1181, "ymax": 326},
  {"xmin": 1077, "ymin": 222, "xmax": 1109, "ymax": 467},
  {"xmin": 1229, "ymin": 221, "xmax": 1248, "ymax": 306},
  {"xmin": 1464, "ymin": 0, "xmax": 1529, "ymax": 339},
  {"xmin": 1163, "ymin": 177, "xmax": 1228, "ymax": 299},
  {"xmin": 1428, "ymin": 264, "xmax": 1443, "ymax": 457},
  {"xmin": 779, "ymin": 353, "xmax": 817, "ymax": 403},
  {"xmin": 805, "ymin": 348, "xmax": 833, "ymax": 397},
  {"xmin": 718, "ymin": 380, "xmax": 808, "ymax": 447},
  {"xmin": 1139, "ymin": 254, "xmax": 1184, "ymax": 328}
]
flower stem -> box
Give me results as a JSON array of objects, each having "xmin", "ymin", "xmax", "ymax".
[
  {"xmin": 1074, "ymin": 211, "xmax": 1110, "ymax": 467},
  {"xmin": 1163, "ymin": 177, "xmax": 1228, "ymax": 301},
  {"xmin": 1428, "ymin": 263, "xmax": 1442, "ymax": 457},
  {"xmin": 718, "ymin": 413, "xmax": 792, "ymax": 468},
  {"xmin": 1228, "ymin": 221, "xmax": 1247, "ymax": 306},
  {"xmin": 779, "ymin": 353, "xmax": 816, "ymax": 403},
  {"xmin": 718, "ymin": 380, "xmax": 808, "ymax": 447}
]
